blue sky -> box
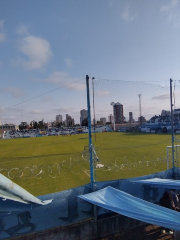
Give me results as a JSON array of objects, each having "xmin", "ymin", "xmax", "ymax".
[{"xmin": 1, "ymin": 0, "xmax": 180, "ymax": 125}]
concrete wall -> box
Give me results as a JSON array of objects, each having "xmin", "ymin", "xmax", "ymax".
[
  {"xmin": 10, "ymin": 213, "xmax": 144, "ymax": 240},
  {"xmin": 0, "ymin": 170, "xmax": 173, "ymax": 240}
]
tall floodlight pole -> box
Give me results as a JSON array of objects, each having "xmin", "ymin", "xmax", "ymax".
[
  {"xmin": 86, "ymin": 75, "xmax": 94, "ymax": 190},
  {"xmin": 138, "ymin": 94, "xmax": 142, "ymax": 123},
  {"xmin": 110, "ymin": 102, "xmax": 115, "ymax": 131},
  {"xmin": 170, "ymin": 78, "xmax": 175, "ymax": 178}
]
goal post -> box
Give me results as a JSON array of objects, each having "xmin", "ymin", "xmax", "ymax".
[{"xmin": 167, "ymin": 145, "xmax": 180, "ymax": 170}]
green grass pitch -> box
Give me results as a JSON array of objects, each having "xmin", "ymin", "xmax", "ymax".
[{"xmin": 0, "ymin": 132, "xmax": 176, "ymax": 196}]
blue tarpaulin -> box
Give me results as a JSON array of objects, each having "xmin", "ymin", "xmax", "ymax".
[
  {"xmin": 79, "ymin": 186, "xmax": 180, "ymax": 230},
  {"xmin": 131, "ymin": 178, "xmax": 180, "ymax": 189}
]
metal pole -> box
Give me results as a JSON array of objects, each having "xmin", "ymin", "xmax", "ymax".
[
  {"xmin": 167, "ymin": 147, "xmax": 169, "ymax": 170},
  {"xmin": 86, "ymin": 75, "xmax": 94, "ymax": 190},
  {"xmin": 113, "ymin": 106, "xmax": 115, "ymax": 131},
  {"xmin": 170, "ymin": 78, "xmax": 175, "ymax": 177},
  {"xmin": 92, "ymin": 77, "xmax": 96, "ymax": 141},
  {"xmin": 110, "ymin": 102, "xmax": 115, "ymax": 131}
]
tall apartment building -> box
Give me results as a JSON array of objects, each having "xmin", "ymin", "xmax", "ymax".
[
  {"xmin": 113, "ymin": 102, "xmax": 123, "ymax": 124},
  {"xmin": 80, "ymin": 109, "xmax": 88, "ymax": 125},
  {"xmin": 56, "ymin": 114, "xmax": 63, "ymax": 123},
  {"xmin": 100, "ymin": 117, "xmax": 106, "ymax": 125},
  {"xmin": 108, "ymin": 114, "xmax": 113, "ymax": 123},
  {"xmin": 66, "ymin": 114, "xmax": 74, "ymax": 127},
  {"xmin": 129, "ymin": 112, "xmax": 133, "ymax": 122}
]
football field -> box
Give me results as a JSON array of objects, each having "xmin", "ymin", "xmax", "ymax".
[{"xmin": 0, "ymin": 132, "xmax": 175, "ymax": 196}]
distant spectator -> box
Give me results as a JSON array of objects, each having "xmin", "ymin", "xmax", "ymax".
[
  {"xmin": 170, "ymin": 189, "xmax": 179, "ymax": 210},
  {"xmin": 160, "ymin": 191, "xmax": 175, "ymax": 210}
]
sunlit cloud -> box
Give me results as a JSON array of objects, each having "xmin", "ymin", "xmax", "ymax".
[
  {"xmin": 160, "ymin": 0, "xmax": 178, "ymax": 12},
  {"xmin": 68, "ymin": 82, "xmax": 85, "ymax": 91},
  {"xmin": 16, "ymin": 25, "xmax": 30, "ymax": 36},
  {"xmin": 51, "ymin": 107, "xmax": 74, "ymax": 113},
  {"xmin": 65, "ymin": 58, "xmax": 72, "ymax": 67},
  {"xmin": 152, "ymin": 94, "xmax": 170, "ymax": 100},
  {"xmin": 46, "ymin": 71, "xmax": 85, "ymax": 91},
  {"xmin": 15, "ymin": 26, "xmax": 53, "ymax": 70},
  {"xmin": 41, "ymin": 95, "xmax": 53, "ymax": 102},
  {"xmin": 108, "ymin": 0, "xmax": 113, "ymax": 8},
  {"xmin": 121, "ymin": 6, "xmax": 137, "ymax": 21},
  {"xmin": 0, "ymin": 20, "xmax": 6, "ymax": 42},
  {"xmin": 0, "ymin": 87, "xmax": 25, "ymax": 98},
  {"xmin": 160, "ymin": 0, "xmax": 180, "ymax": 27},
  {"xmin": 30, "ymin": 109, "xmax": 42, "ymax": 114},
  {"xmin": 95, "ymin": 90, "xmax": 110, "ymax": 97}
]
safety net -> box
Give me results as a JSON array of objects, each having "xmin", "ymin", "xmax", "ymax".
[{"xmin": 79, "ymin": 186, "xmax": 180, "ymax": 231}]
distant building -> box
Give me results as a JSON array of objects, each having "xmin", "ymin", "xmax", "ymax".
[
  {"xmin": 161, "ymin": 110, "xmax": 170, "ymax": 116},
  {"xmin": 100, "ymin": 117, "xmax": 106, "ymax": 125},
  {"xmin": 138, "ymin": 116, "xmax": 146, "ymax": 123},
  {"xmin": 113, "ymin": 102, "xmax": 123, "ymax": 124},
  {"xmin": 129, "ymin": 112, "xmax": 135, "ymax": 123},
  {"xmin": 66, "ymin": 114, "xmax": 75, "ymax": 127},
  {"xmin": 0, "ymin": 123, "xmax": 18, "ymax": 130},
  {"xmin": 174, "ymin": 109, "xmax": 180, "ymax": 115},
  {"xmin": 56, "ymin": 114, "xmax": 63, "ymax": 123},
  {"xmin": 108, "ymin": 114, "xmax": 113, "ymax": 123},
  {"xmin": 0, "ymin": 123, "xmax": 19, "ymax": 138},
  {"xmin": 80, "ymin": 109, "xmax": 88, "ymax": 125},
  {"xmin": 92, "ymin": 119, "xmax": 96, "ymax": 125}
]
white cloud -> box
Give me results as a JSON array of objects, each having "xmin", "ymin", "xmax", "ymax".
[
  {"xmin": 52, "ymin": 107, "xmax": 73, "ymax": 113},
  {"xmin": 0, "ymin": 20, "xmax": 6, "ymax": 42},
  {"xmin": 46, "ymin": 72, "xmax": 85, "ymax": 91},
  {"xmin": 46, "ymin": 72, "xmax": 67, "ymax": 84},
  {"xmin": 41, "ymin": 95, "xmax": 52, "ymax": 102},
  {"xmin": 168, "ymin": 11, "xmax": 178, "ymax": 21},
  {"xmin": 95, "ymin": 90, "xmax": 110, "ymax": 97},
  {"xmin": 68, "ymin": 82, "xmax": 85, "ymax": 91},
  {"xmin": 0, "ymin": 32, "xmax": 6, "ymax": 42},
  {"xmin": 16, "ymin": 25, "xmax": 29, "ymax": 36},
  {"xmin": 0, "ymin": 21, "xmax": 4, "ymax": 28},
  {"xmin": 121, "ymin": 6, "xmax": 137, "ymax": 21},
  {"xmin": 16, "ymin": 26, "xmax": 53, "ymax": 70},
  {"xmin": 160, "ymin": 0, "xmax": 178, "ymax": 12},
  {"xmin": 18, "ymin": 35, "xmax": 53, "ymax": 70},
  {"xmin": 152, "ymin": 93, "xmax": 170, "ymax": 100},
  {"xmin": 160, "ymin": 0, "xmax": 180, "ymax": 26},
  {"xmin": 65, "ymin": 58, "xmax": 72, "ymax": 67},
  {"xmin": 30, "ymin": 110, "xmax": 42, "ymax": 114},
  {"xmin": 0, "ymin": 87, "xmax": 25, "ymax": 98},
  {"xmin": 108, "ymin": 1, "xmax": 113, "ymax": 8}
]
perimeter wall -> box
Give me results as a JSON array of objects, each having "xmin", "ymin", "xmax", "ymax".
[{"xmin": 0, "ymin": 169, "xmax": 174, "ymax": 240}]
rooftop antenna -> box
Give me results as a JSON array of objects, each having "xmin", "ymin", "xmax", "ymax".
[{"xmin": 138, "ymin": 94, "xmax": 142, "ymax": 123}]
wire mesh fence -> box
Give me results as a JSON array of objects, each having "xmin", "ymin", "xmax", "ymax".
[
  {"xmin": 1, "ymin": 79, "xmax": 180, "ymax": 194},
  {"xmin": 0, "ymin": 137, "xmax": 178, "ymax": 195},
  {"xmin": 91, "ymin": 78, "xmax": 180, "ymax": 181}
]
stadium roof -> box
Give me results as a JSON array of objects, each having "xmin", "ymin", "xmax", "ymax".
[
  {"xmin": 131, "ymin": 178, "xmax": 180, "ymax": 189},
  {"xmin": 79, "ymin": 186, "xmax": 180, "ymax": 231}
]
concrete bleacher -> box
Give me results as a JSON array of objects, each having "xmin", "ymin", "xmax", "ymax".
[{"xmin": 2, "ymin": 125, "xmax": 112, "ymax": 139}]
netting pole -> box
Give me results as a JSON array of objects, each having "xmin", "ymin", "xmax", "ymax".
[
  {"xmin": 170, "ymin": 78, "xmax": 175, "ymax": 178},
  {"xmin": 86, "ymin": 75, "xmax": 94, "ymax": 190}
]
